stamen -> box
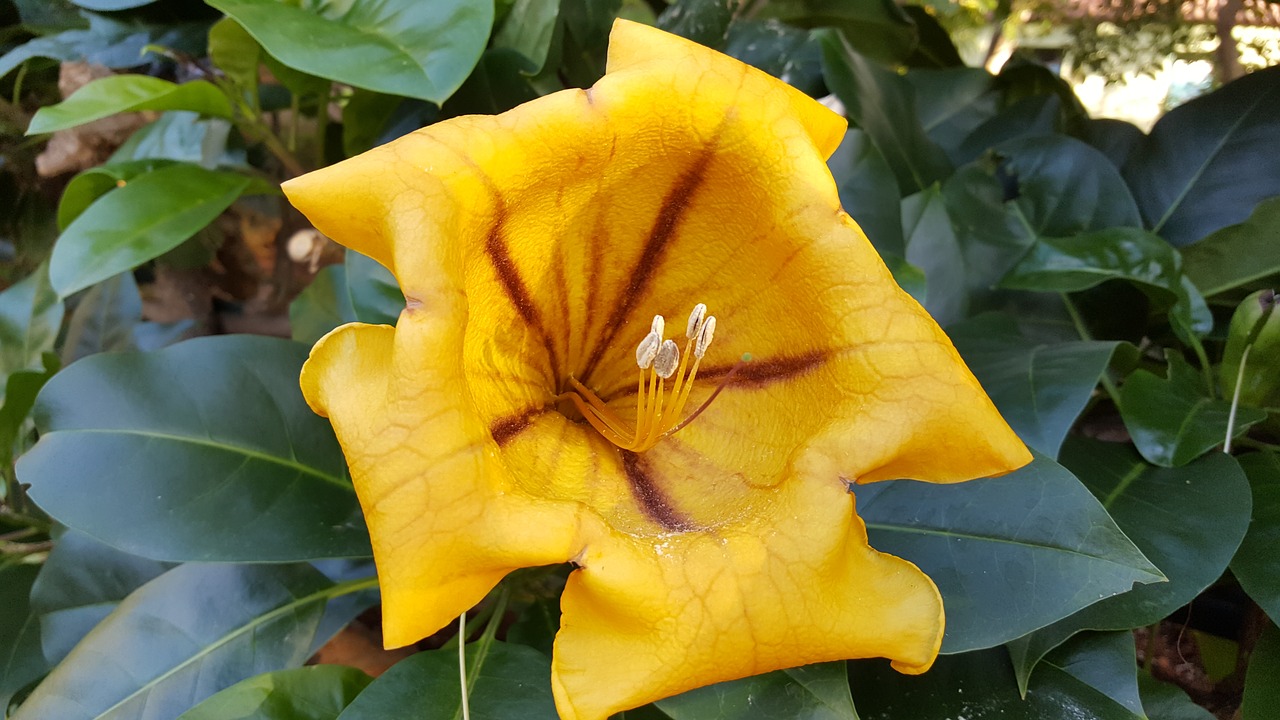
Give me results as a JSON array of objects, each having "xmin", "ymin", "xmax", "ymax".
[
  {"xmin": 686, "ymin": 303, "xmax": 707, "ymax": 339},
  {"xmin": 694, "ymin": 316, "xmax": 715, "ymax": 358},
  {"xmin": 635, "ymin": 330, "xmax": 660, "ymax": 369},
  {"xmin": 651, "ymin": 314, "xmax": 665, "ymax": 338},
  {"xmin": 654, "ymin": 340, "xmax": 679, "ymax": 379}
]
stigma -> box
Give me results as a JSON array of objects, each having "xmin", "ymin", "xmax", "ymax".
[{"xmin": 560, "ymin": 304, "xmax": 747, "ymax": 452}]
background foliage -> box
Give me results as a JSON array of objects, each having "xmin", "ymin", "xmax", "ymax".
[{"xmin": 1, "ymin": 0, "xmax": 1278, "ymax": 718}]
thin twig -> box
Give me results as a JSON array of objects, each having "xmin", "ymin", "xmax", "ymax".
[
  {"xmin": 458, "ymin": 613, "xmax": 470, "ymax": 720},
  {"xmin": 1224, "ymin": 344, "xmax": 1252, "ymax": 454}
]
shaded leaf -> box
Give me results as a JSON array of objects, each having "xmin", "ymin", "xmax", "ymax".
[
  {"xmin": 0, "ymin": 356, "xmax": 58, "ymax": 467},
  {"xmin": 208, "ymin": 18, "xmax": 261, "ymax": 110},
  {"xmin": 1139, "ymin": 673, "xmax": 1216, "ymax": 720},
  {"xmin": 0, "ymin": 564, "xmax": 46, "ymax": 713},
  {"xmin": 723, "ymin": 20, "xmax": 824, "ymax": 97},
  {"xmin": 27, "ymin": 76, "xmax": 232, "ymax": 135},
  {"xmin": 290, "ymin": 265, "xmax": 357, "ymax": 346},
  {"xmin": 996, "ymin": 135, "xmax": 1142, "ymax": 237},
  {"xmin": 855, "ymin": 453, "xmax": 1162, "ymax": 654},
  {"xmin": 828, "ymin": 129, "xmax": 903, "ymax": 258},
  {"xmin": 906, "ymin": 67, "xmax": 996, "ymax": 158},
  {"xmin": 1043, "ymin": 632, "xmax": 1143, "ymax": 717},
  {"xmin": 1231, "ymin": 452, "xmax": 1280, "ymax": 624},
  {"xmin": 657, "ymin": 662, "xmax": 857, "ymax": 720},
  {"xmin": 901, "ymin": 5, "xmax": 963, "ymax": 68},
  {"xmin": 762, "ymin": 0, "xmax": 917, "ymax": 64},
  {"xmin": 657, "ymin": 0, "xmax": 734, "ymax": 49},
  {"xmin": 1181, "ymin": 196, "xmax": 1280, "ymax": 297},
  {"xmin": 901, "ymin": 186, "xmax": 964, "ymax": 326},
  {"xmin": 442, "ymin": 49, "xmax": 540, "ymax": 118},
  {"xmin": 208, "ymin": 0, "xmax": 492, "ymax": 104},
  {"xmin": 109, "ymin": 111, "xmax": 237, "ymax": 168},
  {"xmin": 341, "ymin": 89, "xmax": 402, "ymax": 158},
  {"xmin": 60, "ymin": 272, "xmax": 141, "ymax": 364},
  {"xmin": 346, "ymin": 250, "xmax": 403, "ymax": 326},
  {"xmin": 1082, "ymin": 118, "xmax": 1144, "ymax": 171},
  {"xmin": 1242, "ymin": 624, "xmax": 1280, "ymax": 720},
  {"xmin": 57, "ymin": 159, "xmax": 177, "ymax": 230},
  {"xmin": 0, "ymin": 264, "xmax": 63, "ymax": 398},
  {"xmin": 494, "ymin": 0, "xmax": 560, "ymax": 73},
  {"xmin": 19, "ymin": 335, "xmax": 371, "ymax": 562},
  {"xmin": 178, "ymin": 665, "xmax": 372, "ymax": 720},
  {"xmin": 0, "ymin": 12, "xmax": 207, "ymax": 80}
]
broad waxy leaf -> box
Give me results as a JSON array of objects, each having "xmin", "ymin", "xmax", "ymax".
[
  {"xmin": 0, "ymin": 13, "xmax": 208, "ymax": 81},
  {"xmin": 1082, "ymin": 118, "xmax": 1144, "ymax": 171},
  {"xmin": 723, "ymin": 20, "xmax": 824, "ymax": 97},
  {"xmin": 996, "ymin": 135, "xmax": 1143, "ymax": 237},
  {"xmin": 60, "ymin": 272, "xmax": 142, "ymax": 365},
  {"xmin": 337, "ymin": 642, "xmax": 557, "ymax": 720},
  {"xmin": 57, "ymin": 159, "xmax": 177, "ymax": 230},
  {"xmin": 0, "ymin": 265, "xmax": 63, "ymax": 399},
  {"xmin": 50, "ymin": 163, "xmax": 252, "ymax": 297},
  {"xmin": 1124, "ymin": 65, "xmax": 1280, "ymax": 246},
  {"xmin": 1232, "ymin": 452, "xmax": 1280, "ymax": 624},
  {"xmin": 207, "ymin": 0, "xmax": 492, "ymax": 104},
  {"xmin": 442, "ymin": 49, "xmax": 541, "ymax": 118},
  {"xmin": 1138, "ymin": 674, "xmax": 1216, "ymax": 720},
  {"xmin": 656, "ymin": 662, "xmax": 858, "ymax": 720},
  {"xmin": 208, "ymin": 18, "xmax": 262, "ymax": 110},
  {"xmin": 828, "ymin": 129, "xmax": 904, "ymax": 258},
  {"xmin": 855, "ymin": 454, "xmax": 1162, "ymax": 654},
  {"xmin": 1243, "ymin": 624, "xmax": 1280, "ymax": 720},
  {"xmin": 1043, "ymin": 632, "xmax": 1143, "ymax": 717},
  {"xmin": 0, "ymin": 564, "xmax": 46, "ymax": 713},
  {"xmin": 29, "ymin": 530, "xmax": 170, "ymax": 666},
  {"xmin": 657, "ymin": 0, "xmax": 734, "ymax": 49},
  {"xmin": 344, "ymin": 249, "xmax": 403, "ymax": 326},
  {"xmin": 494, "ymin": 0, "xmax": 561, "ymax": 73},
  {"xmin": 109, "ymin": 112, "xmax": 237, "ymax": 168},
  {"xmin": 27, "ymin": 76, "xmax": 232, "ymax": 135},
  {"xmin": 761, "ymin": 0, "xmax": 917, "ymax": 64},
  {"xmin": 178, "ymin": 665, "xmax": 372, "ymax": 720},
  {"xmin": 1007, "ymin": 439, "xmax": 1251, "ymax": 690},
  {"xmin": 1182, "ymin": 196, "xmax": 1280, "ymax": 297},
  {"xmin": 954, "ymin": 94, "xmax": 1061, "ymax": 165},
  {"xmin": 901, "ymin": 187, "xmax": 964, "ymax": 325},
  {"xmin": 290, "ymin": 265, "xmax": 357, "ymax": 346},
  {"xmin": 19, "ymin": 335, "xmax": 371, "ymax": 562},
  {"xmin": 906, "ymin": 67, "xmax": 997, "ymax": 160},
  {"xmin": 69, "ymin": 0, "xmax": 155, "ymax": 9},
  {"xmin": 1119, "ymin": 351, "xmax": 1265, "ymax": 467},
  {"xmin": 12, "ymin": 564, "xmax": 342, "ymax": 720},
  {"xmin": 949, "ymin": 313, "xmax": 1119, "ymax": 457},
  {"xmin": 1000, "ymin": 228, "xmax": 1182, "ymax": 295}
]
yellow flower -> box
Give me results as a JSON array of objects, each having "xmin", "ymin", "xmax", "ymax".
[{"xmin": 284, "ymin": 20, "xmax": 1030, "ymax": 720}]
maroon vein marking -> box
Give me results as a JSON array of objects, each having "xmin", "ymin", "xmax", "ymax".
[
  {"xmin": 580, "ymin": 147, "xmax": 716, "ymax": 382},
  {"xmin": 490, "ymin": 404, "xmax": 550, "ymax": 446},
  {"xmin": 620, "ymin": 450, "xmax": 692, "ymax": 532},
  {"xmin": 483, "ymin": 205, "xmax": 561, "ymax": 383},
  {"xmin": 698, "ymin": 350, "xmax": 828, "ymax": 387}
]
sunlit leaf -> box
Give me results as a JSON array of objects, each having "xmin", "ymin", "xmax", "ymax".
[
  {"xmin": 178, "ymin": 665, "xmax": 372, "ymax": 720},
  {"xmin": 27, "ymin": 76, "xmax": 232, "ymax": 135}
]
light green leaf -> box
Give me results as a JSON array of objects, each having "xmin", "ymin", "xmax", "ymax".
[
  {"xmin": 109, "ymin": 111, "xmax": 237, "ymax": 168},
  {"xmin": 50, "ymin": 163, "xmax": 251, "ymax": 296},
  {"xmin": 1243, "ymin": 624, "xmax": 1280, "ymax": 720},
  {"xmin": 1181, "ymin": 196, "xmax": 1280, "ymax": 297},
  {"xmin": 178, "ymin": 665, "xmax": 372, "ymax": 720},
  {"xmin": 657, "ymin": 662, "xmax": 858, "ymax": 720},
  {"xmin": 57, "ymin": 159, "xmax": 177, "ymax": 230},
  {"xmin": 0, "ymin": 265, "xmax": 63, "ymax": 398},
  {"xmin": 27, "ymin": 76, "xmax": 232, "ymax": 135},
  {"xmin": 494, "ymin": 0, "xmax": 561, "ymax": 73},
  {"xmin": 207, "ymin": 0, "xmax": 493, "ymax": 104},
  {"xmin": 209, "ymin": 18, "xmax": 261, "ymax": 110},
  {"xmin": 1232, "ymin": 452, "xmax": 1280, "ymax": 625},
  {"xmin": 18, "ymin": 335, "xmax": 371, "ymax": 562}
]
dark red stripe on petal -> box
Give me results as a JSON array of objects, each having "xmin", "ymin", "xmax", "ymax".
[
  {"xmin": 620, "ymin": 450, "xmax": 693, "ymax": 532},
  {"xmin": 484, "ymin": 206, "xmax": 561, "ymax": 382},
  {"xmin": 699, "ymin": 350, "xmax": 828, "ymax": 387},
  {"xmin": 490, "ymin": 404, "xmax": 549, "ymax": 446}
]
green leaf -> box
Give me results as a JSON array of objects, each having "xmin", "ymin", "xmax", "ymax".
[
  {"xmin": 1000, "ymin": 228, "xmax": 1181, "ymax": 295},
  {"xmin": 178, "ymin": 665, "xmax": 372, "ymax": 720},
  {"xmin": 558, "ymin": 0, "xmax": 621, "ymax": 87},
  {"xmin": 1119, "ymin": 351, "xmax": 1265, "ymax": 467},
  {"xmin": 902, "ymin": 186, "xmax": 964, "ymax": 325},
  {"xmin": 208, "ymin": 0, "xmax": 492, "ymax": 104},
  {"xmin": 11, "ymin": 564, "xmax": 348, "ymax": 720},
  {"xmin": 0, "ymin": 264, "xmax": 63, "ymax": 398},
  {"xmin": 818, "ymin": 29, "xmax": 952, "ymax": 196},
  {"xmin": 828, "ymin": 129, "xmax": 904, "ymax": 258},
  {"xmin": 18, "ymin": 335, "xmax": 371, "ymax": 562},
  {"xmin": 27, "ymin": 76, "xmax": 232, "ymax": 135},
  {"xmin": 1126, "ymin": 63, "xmax": 1280, "ymax": 246},
  {"xmin": 855, "ymin": 453, "xmax": 1162, "ymax": 654},
  {"xmin": 337, "ymin": 642, "xmax": 557, "ymax": 720},
  {"xmin": 69, "ymin": 0, "xmax": 155, "ymax": 10},
  {"xmin": 442, "ymin": 49, "xmax": 540, "ymax": 118},
  {"xmin": 997, "ymin": 135, "xmax": 1143, "ymax": 237},
  {"xmin": 0, "ymin": 13, "xmax": 208, "ymax": 81},
  {"xmin": 346, "ymin": 250, "xmax": 404, "ymax": 326},
  {"xmin": 900, "ymin": 5, "xmax": 963, "ymax": 68},
  {"xmin": 1232, "ymin": 452, "xmax": 1280, "ymax": 625},
  {"xmin": 60, "ymin": 272, "xmax": 141, "ymax": 365},
  {"xmin": 723, "ymin": 20, "xmax": 824, "ymax": 97},
  {"xmin": 494, "ymin": 0, "xmax": 561, "ymax": 73},
  {"xmin": 29, "ymin": 530, "xmax": 170, "ymax": 666},
  {"xmin": 955, "ymin": 94, "xmax": 1061, "ymax": 164},
  {"xmin": 290, "ymin": 265, "xmax": 357, "ymax": 346},
  {"xmin": 342, "ymin": 89, "xmax": 402, "ymax": 158},
  {"xmin": 1181, "ymin": 196, "xmax": 1280, "ymax": 297},
  {"xmin": 657, "ymin": 662, "xmax": 857, "ymax": 720},
  {"xmin": 1043, "ymin": 632, "xmax": 1143, "ymax": 717},
  {"xmin": 1138, "ymin": 673, "xmax": 1215, "ymax": 720},
  {"xmin": 657, "ymin": 0, "xmax": 735, "ymax": 49},
  {"xmin": 906, "ymin": 67, "xmax": 997, "ymax": 159},
  {"xmin": 949, "ymin": 313, "xmax": 1120, "ymax": 457},
  {"xmin": 0, "ymin": 356, "xmax": 58, "ymax": 468},
  {"xmin": 1007, "ymin": 439, "xmax": 1251, "ymax": 691},
  {"xmin": 762, "ymin": 0, "xmax": 917, "ymax": 64},
  {"xmin": 57, "ymin": 159, "xmax": 177, "ymax": 230},
  {"xmin": 1082, "ymin": 118, "xmax": 1144, "ymax": 171},
  {"xmin": 0, "ymin": 564, "xmax": 47, "ymax": 713},
  {"xmin": 50, "ymin": 163, "xmax": 251, "ymax": 297},
  {"xmin": 109, "ymin": 111, "xmax": 237, "ymax": 168},
  {"xmin": 849, "ymin": 647, "xmax": 1138, "ymax": 720},
  {"xmin": 1243, "ymin": 624, "xmax": 1280, "ymax": 720},
  {"xmin": 209, "ymin": 18, "xmax": 261, "ymax": 110}
]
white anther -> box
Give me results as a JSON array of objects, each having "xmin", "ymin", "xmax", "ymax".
[
  {"xmin": 636, "ymin": 331, "xmax": 660, "ymax": 369},
  {"xmin": 686, "ymin": 303, "xmax": 707, "ymax": 339},
  {"xmin": 694, "ymin": 316, "xmax": 716, "ymax": 358},
  {"xmin": 654, "ymin": 339, "xmax": 680, "ymax": 379},
  {"xmin": 651, "ymin": 314, "xmax": 665, "ymax": 338}
]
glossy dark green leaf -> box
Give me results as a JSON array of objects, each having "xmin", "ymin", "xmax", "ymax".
[
  {"xmin": 1082, "ymin": 118, "xmax": 1144, "ymax": 171},
  {"xmin": 1000, "ymin": 228, "xmax": 1181, "ymax": 295},
  {"xmin": 337, "ymin": 642, "xmax": 557, "ymax": 720},
  {"xmin": 209, "ymin": 18, "xmax": 261, "ymax": 109},
  {"xmin": 27, "ymin": 76, "xmax": 232, "ymax": 135},
  {"xmin": 443, "ymin": 49, "xmax": 540, "ymax": 118},
  {"xmin": 657, "ymin": 0, "xmax": 734, "ymax": 49},
  {"xmin": 1232, "ymin": 452, "xmax": 1280, "ymax": 624},
  {"xmin": 656, "ymin": 662, "xmax": 857, "ymax": 720},
  {"xmin": 0, "ymin": 265, "xmax": 63, "ymax": 398},
  {"xmin": 949, "ymin": 313, "xmax": 1119, "ymax": 457},
  {"xmin": 50, "ymin": 163, "xmax": 251, "ymax": 296},
  {"xmin": 1120, "ymin": 352, "xmax": 1265, "ymax": 467},
  {"xmin": 1043, "ymin": 632, "xmax": 1143, "ymax": 717},
  {"xmin": 855, "ymin": 454, "xmax": 1162, "ymax": 654},
  {"xmin": 109, "ymin": 112, "xmax": 237, "ymax": 168},
  {"xmin": 906, "ymin": 67, "xmax": 996, "ymax": 159},
  {"xmin": 1008, "ymin": 440, "xmax": 1250, "ymax": 689},
  {"xmin": 494, "ymin": 0, "xmax": 560, "ymax": 72},
  {"xmin": 1242, "ymin": 624, "xmax": 1280, "ymax": 720},
  {"xmin": 12, "ymin": 564, "xmax": 346, "ymax": 720},
  {"xmin": 1138, "ymin": 674, "xmax": 1215, "ymax": 720},
  {"xmin": 208, "ymin": 0, "xmax": 492, "ymax": 104},
  {"xmin": 0, "ymin": 356, "xmax": 58, "ymax": 467},
  {"xmin": 346, "ymin": 250, "xmax": 403, "ymax": 326},
  {"xmin": 940, "ymin": 163, "xmax": 1033, "ymax": 295},
  {"xmin": 828, "ymin": 129, "xmax": 904, "ymax": 258},
  {"xmin": 57, "ymin": 159, "xmax": 177, "ymax": 230},
  {"xmin": 849, "ymin": 647, "xmax": 1137, "ymax": 720},
  {"xmin": 762, "ymin": 0, "xmax": 917, "ymax": 64},
  {"xmin": 900, "ymin": 5, "xmax": 962, "ymax": 68},
  {"xmin": 342, "ymin": 89, "xmax": 402, "ymax": 158},
  {"xmin": 1181, "ymin": 196, "xmax": 1280, "ymax": 297},
  {"xmin": 291, "ymin": 265, "xmax": 357, "ymax": 346},
  {"xmin": 29, "ymin": 530, "xmax": 170, "ymax": 666},
  {"xmin": 818, "ymin": 30, "xmax": 952, "ymax": 196},
  {"xmin": 179, "ymin": 665, "xmax": 372, "ymax": 720},
  {"xmin": 19, "ymin": 335, "xmax": 370, "ymax": 562},
  {"xmin": 723, "ymin": 20, "xmax": 824, "ymax": 97},
  {"xmin": 0, "ymin": 564, "xmax": 46, "ymax": 713},
  {"xmin": 558, "ymin": 0, "xmax": 621, "ymax": 87},
  {"xmin": 901, "ymin": 187, "xmax": 964, "ymax": 325},
  {"xmin": 60, "ymin": 272, "xmax": 141, "ymax": 364},
  {"xmin": 996, "ymin": 135, "xmax": 1143, "ymax": 237},
  {"xmin": 954, "ymin": 94, "xmax": 1061, "ymax": 164},
  {"xmin": 1124, "ymin": 65, "xmax": 1280, "ymax": 246}
]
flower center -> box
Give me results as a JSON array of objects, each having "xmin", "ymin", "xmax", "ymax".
[{"xmin": 559, "ymin": 303, "xmax": 749, "ymax": 452}]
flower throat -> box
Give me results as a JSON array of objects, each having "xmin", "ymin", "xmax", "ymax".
[{"xmin": 559, "ymin": 303, "xmax": 749, "ymax": 452}]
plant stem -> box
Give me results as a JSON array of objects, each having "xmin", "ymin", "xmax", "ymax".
[
  {"xmin": 1224, "ymin": 344, "xmax": 1251, "ymax": 454},
  {"xmin": 458, "ymin": 613, "xmax": 470, "ymax": 720},
  {"xmin": 1062, "ymin": 293, "xmax": 1123, "ymax": 406}
]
